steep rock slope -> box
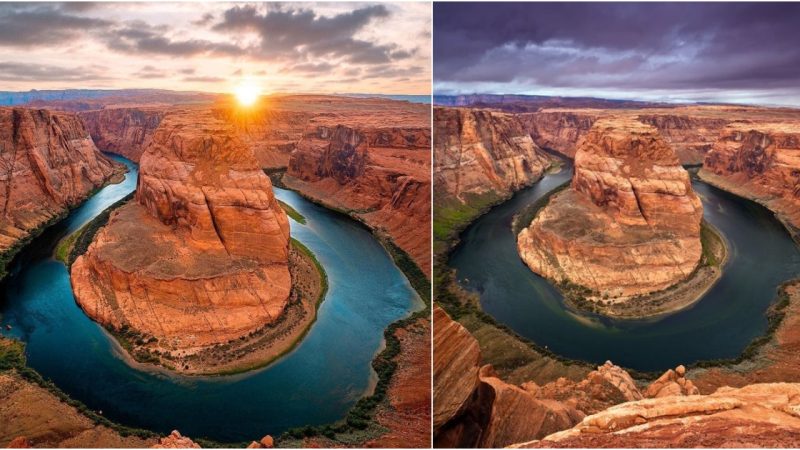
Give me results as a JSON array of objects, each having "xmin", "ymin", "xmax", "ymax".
[
  {"xmin": 637, "ymin": 114, "xmax": 729, "ymax": 165},
  {"xmin": 284, "ymin": 106, "xmax": 431, "ymax": 275},
  {"xmin": 701, "ymin": 122, "xmax": 800, "ymax": 241},
  {"xmin": 434, "ymin": 107, "xmax": 552, "ymax": 207},
  {"xmin": 80, "ymin": 107, "xmax": 166, "ymax": 162},
  {"xmin": 521, "ymin": 110, "xmax": 598, "ymax": 158},
  {"xmin": 518, "ymin": 117, "xmax": 703, "ymax": 299},
  {"xmin": 71, "ymin": 107, "xmax": 291, "ymax": 351},
  {"xmin": 0, "ymin": 107, "xmax": 121, "ymax": 271}
]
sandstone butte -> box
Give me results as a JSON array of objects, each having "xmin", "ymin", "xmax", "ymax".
[
  {"xmin": 517, "ymin": 117, "xmax": 704, "ymax": 300},
  {"xmin": 701, "ymin": 122, "xmax": 800, "ymax": 242},
  {"xmin": 283, "ymin": 97, "xmax": 432, "ymax": 275},
  {"xmin": 434, "ymin": 304, "xmax": 800, "ymax": 448},
  {"xmin": 0, "ymin": 107, "xmax": 122, "ymax": 271},
  {"xmin": 433, "ymin": 107, "xmax": 553, "ymax": 210},
  {"xmin": 81, "ymin": 96, "xmax": 433, "ymax": 276},
  {"xmin": 70, "ymin": 106, "xmax": 292, "ymax": 353}
]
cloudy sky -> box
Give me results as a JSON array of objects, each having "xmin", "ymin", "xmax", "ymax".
[
  {"xmin": 0, "ymin": 2, "xmax": 431, "ymax": 94},
  {"xmin": 434, "ymin": 2, "xmax": 800, "ymax": 106}
]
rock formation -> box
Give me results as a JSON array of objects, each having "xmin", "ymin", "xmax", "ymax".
[
  {"xmin": 518, "ymin": 117, "xmax": 704, "ymax": 300},
  {"xmin": 514, "ymin": 383, "xmax": 800, "ymax": 448},
  {"xmin": 701, "ymin": 122, "xmax": 800, "ymax": 241},
  {"xmin": 71, "ymin": 107, "xmax": 291, "ymax": 352},
  {"xmin": 433, "ymin": 107, "xmax": 553, "ymax": 208},
  {"xmin": 80, "ymin": 107, "xmax": 165, "ymax": 162},
  {"xmin": 152, "ymin": 430, "xmax": 200, "ymax": 449},
  {"xmin": 0, "ymin": 107, "xmax": 122, "ymax": 273},
  {"xmin": 521, "ymin": 110, "xmax": 598, "ymax": 158},
  {"xmin": 645, "ymin": 365, "xmax": 699, "ymax": 398},
  {"xmin": 285, "ymin": 111, "xmax": 431, "ymax": 275},
  {"xmin": 637, "ymin": 114, "xmax": 729, "ymax": 165},
  {"xmin": 433, "ymin": 306, "xmax": 585, "ymax": 448}
]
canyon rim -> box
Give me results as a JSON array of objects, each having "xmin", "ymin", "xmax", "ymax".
[
  {"xmin": 433, "ymin": 1, "xmax": 800, "ymax": 448},
  {"xmin": 0, "ymin": 1, "xmax": 432, "ymax": 448}
]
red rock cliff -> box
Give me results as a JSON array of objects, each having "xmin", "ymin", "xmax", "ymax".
[
  {"xmin": 0, "ymin": 107, "xmax": 121, "ymax": 263},
  {"xmin": 71, "ymin": 107, "xmax": 291, "ymax": 350},
  {"xmin": 701, "ymin": 123, "xmax": 800, "ymax": 240},
  {"xmin": 285, "ymin": 113, "xmax": 431, "ymax": 276},
  {"xmin": 433, "ymin": 107, "xmax": 553, "ymax": 210},
  {"xmin": 518, "ymin": 117, "xmax": 703, "ymax": 299},
  {"xmin": 80, "ymin": 107, "xmax": 165, "ymax": 162}
]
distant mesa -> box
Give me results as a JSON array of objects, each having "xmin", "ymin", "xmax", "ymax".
[{"xmin": 517, "ymin": 117, "xmax": 705, "ymax": 305}]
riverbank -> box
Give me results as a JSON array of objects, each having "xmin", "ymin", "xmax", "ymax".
[{"xmin": 266, "ymin": 170, "xmax": 432, "ymax": 447}]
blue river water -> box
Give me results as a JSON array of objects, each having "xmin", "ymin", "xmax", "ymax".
[
  {"xmin": 449, "ymin": 164, "xmax": 800, "ymax": 371},
  {"xmin": 0, "ymin": 154, "xmax": 422, "ymax": 442}
]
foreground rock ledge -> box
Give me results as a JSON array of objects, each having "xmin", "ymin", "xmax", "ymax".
[
  {"xmin": 71, "ymin": 107, "xmax": 297, "ymax": 372},
  {"xmin": 517, "ymin": 117, "xmax": 704, "ymax": 302}
]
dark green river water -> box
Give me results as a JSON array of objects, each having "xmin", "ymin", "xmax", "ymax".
[
  {"xmin": 0, "ymin": 154, "xmax": 423, "ymax": 442},
  {"xmin": 449, "ymin": 163, "xmax": 800, "ymax": 371}
]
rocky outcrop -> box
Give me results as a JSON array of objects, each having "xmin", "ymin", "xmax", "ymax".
[
  {"xmin": 0, "ymin": 107, "xmax": 122, "ymax": 271},
  {"xmin": 152, "ymin": 430, "xmax": 200, "ymax": 449},
  {"xmin": 518, "ymin": 117, "xmax": 704, "ymax": 300},
  {"xmin": 433, "ymin": 306, "xmax": 584, "ymax": 448},
  {"xmin": 80, "ymin": 107, "xmax": 165, "ymax": 162},
  {"xmin": 645, "ymin": 365, "xmax": 699, "ymax": 398},
  {"xmin": 514, "ymin": 383, "xmax": 800, "ymax": 448},
  {"xmin": 701, "ymin": 123, "xmax": 800, "ymax": 241},
  {"xmin": 285, "ymin": 120, "xmax": 431, "ymax": 275},
  {"xmin": 433, "ymin": 107, "xmax": 552, "ymax": 208},
  {"xmin": 71, "ymin": 107, "xmax": 291, "ymax": 352}
]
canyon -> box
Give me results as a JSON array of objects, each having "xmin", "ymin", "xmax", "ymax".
[
  {"xmin": 70, "ymin": 106, "xmax": 298, "ymax": 373},
  {"xmin": 517, "ymin": 117, "xmax": 705, "ymax": 304},
  {"xmin": 0, "ymin": 107, "xmax": 124, "ymax": 277}
]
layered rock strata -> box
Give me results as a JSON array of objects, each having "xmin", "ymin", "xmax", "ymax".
[
  {"xmin": 0, "ymin": 107, "xmax": 122, "ymax": 271},
  {"xmin": 71, "ymin": 107, "xmax": 291, "ymax": 353},
  {"xmin": 285, "ymin": 110, "xmax": 431, "ymax": 275},
  {"xmin": 701, "ymin": 122, "xmax": 800, "ymax": 241},
  {"xmin": 518, "ymin": 118, "xmax": 704, "ymax": 300},
  {"xmin": 80, "ymin": 107, "xmax": 166, "ymax": 162},
  {"xmin": 433, "ymin": 107, "xmax": 553, "ymax": 207}
]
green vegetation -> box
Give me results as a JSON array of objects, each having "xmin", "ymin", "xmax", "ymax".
[
  {"xmin": 700, "ymin": 221, "xmax": 725, "ymax": 267},
  {"xmin": 65, "ymin": 192, "xmax": 134, "ymax": 267},
  {"xmin": 433, "ymin": 191, "xmax": 501, "ymax": 255},
  {"xmin": 511, "ymin": 181, "xmax": 570, "ymax": 235},
  {"xmin": 0, "ymin": 211, "xmax": 67, "ymax": 279},
  {"xmin": 278, "ymin": 200, "xmax": 307, "ymax": 224}
]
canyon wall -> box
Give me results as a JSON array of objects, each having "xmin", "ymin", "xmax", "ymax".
[
  {"xmin": 520, "ymin": 110, "xmax": 598, "ymax": 158},
  {"xmin": 701, "ymin": 123, "xmax": 800, "ymax": 240},
  {"xmin": 637, "ymin": 114, "xmax": 729, "ymax": 165},
  {"xmin": 285, "ymin": 107, "xmax": 431, "ymax": 276},
  {"xmin": 433, "ymin": 107, "xmax": 553, "ymax": 210},
  {"xmin": 518, "ymin": 117, "xmax": 703, "ymax": 299},
  {"xmin": 71, "ymin": 107, "xmax": 292, "ymax": 350},
  {"xmin": 0, "ymin": 107, "xmax": 121, "ymax": 267},
  {"xmin": 80, "ymin": 107, "xmax": 166, "ymax": 162}
]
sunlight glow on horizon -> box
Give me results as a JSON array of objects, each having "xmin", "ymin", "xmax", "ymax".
[{"xmin": 234, "ymin": 82, "xmax": 262, "ymax": 107}]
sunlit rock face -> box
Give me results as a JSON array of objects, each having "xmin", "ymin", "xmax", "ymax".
[
  {"xmin": 702, "ymin": 122, "xmax": 800, "ymax": 240},
  {"xmin": 285, "ymin": 100, "xmax": 431, "ymax": 275},
  {"xmin": 518, "ymin": 117, "xmax": 703, "ymax": 299},
  {"xmin": 71, "ymin": 107, "xmax": 291, "ymax": 350},
  {"xmin": 0, "ymin": 107, "xmax": 121, "ymax": 258}
]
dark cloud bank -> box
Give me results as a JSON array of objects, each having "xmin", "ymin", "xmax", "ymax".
[{"xmin": 434, "ymin": 2, "xmax": 800, "ymax": 105}]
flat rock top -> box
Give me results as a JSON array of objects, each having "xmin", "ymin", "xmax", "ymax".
[{"xmin": 91, "ymin": 202, "xmax": 261, "ymax": 279}]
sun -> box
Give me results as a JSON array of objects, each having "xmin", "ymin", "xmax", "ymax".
[{"xmin": 234, "ymin": 82, "xmax": 261, "ymax": 107}]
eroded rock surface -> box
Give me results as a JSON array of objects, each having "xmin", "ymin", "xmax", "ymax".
[
  {"xmin": 701, "ymin": 122, "xmax": 800, "ymax": 241},
  {"xmin": 434, "ymin": 107, "xmax": 552, "ymax": 208},
  {"xmin": 71, "ymin": 107, "xmax": 291, "ymax": 353},
  {"xmin": 514, "ymin": 383, "xmax": 800, "ymax": 448},
  {"xmin": 80, "ymin": 107, "xmax": 166, "ymax": 162},
  {"xmin": 0, "ymin": 107, "xmax": 122, "ymax": 268},
  {"xmin": 285, "ymin": 103, "xmax": 431, "ymax": 275},
  {"xmin": 518, "ymin": 117, "xmax": 703, "ymax": 300}
]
